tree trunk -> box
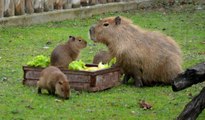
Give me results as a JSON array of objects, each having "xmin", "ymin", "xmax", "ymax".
[
  {"xmin": 176, "ymin": 87, "xmax": 205, "ymax": 120},
  {"xmin": 172, "ymin": 62, "xmax": 205, "ymax": 92}
]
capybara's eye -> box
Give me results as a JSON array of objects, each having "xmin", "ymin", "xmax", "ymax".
[
  {"xmin": 103, "ymin": 23, "xmax": 109, "ymax": 27},
  {"xmin": 79, "ymin": 40, "xmax": 82, "ymax": 42}
]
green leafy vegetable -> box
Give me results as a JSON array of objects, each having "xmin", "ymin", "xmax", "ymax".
[
  {"xmin": 27, "ymin": 55, "xmax": 50, "ymax": 67},
  {"xmin": 108, "ymin": 57, "xmax": 116, "ymax": 67},
  {"xmin": 68, "ymin": 60, "xmax": 86, "ymax": 70}
]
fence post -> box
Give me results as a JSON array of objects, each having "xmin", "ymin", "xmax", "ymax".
[
  {"xmin": 25, "ymin": 0, "xmax": 34, "ymax": 14},
  {"xmin": 34, "ymin": 0, "xmax": 44, "ymax": 13},
  {"xmin": 54, "ymin": 0, "xmax": 63, "ymax": 10},
  {"xmin": 44, "ymin": 0, "xmax": 54, "ymax": 12},
  {"xmin": 107, "ymin": 0, "xmax": 115, "ymax": 3},
  {"xmin": 63, "ymin": 0, "xmax": 72, "ymax": 9},
  {"xmin": 14, "ymin": 0, "xmax": 25, "ymax": 15},
  {"xmin": 89, "ymin": 0, "xmax": 98, "ymax": 5},
  {"xmin": 71, "ymin": 0, "xmax": 81, "ymax": 8},
  {"xmin": 0, "ymin": 0, "xmax": 4, "ymax": 18},
  {"xmin": 81, "ymin": 0, "xmax": 89, "ymax": 6},
  {"xmin": 4, "ymin": 0, "xmax": 15, "ymax": 17},
  {"xmin": 98, "ymin": 0, "xmax": 107, "ymax": 4}
]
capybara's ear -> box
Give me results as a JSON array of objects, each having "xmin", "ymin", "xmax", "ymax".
[
  {"xmin": 115, "ymin": 16, "xmax": 121, "ymax": 25},
  {"xmin": 69, "ymin": 36, "xmax": 75, "ymax": 41}
]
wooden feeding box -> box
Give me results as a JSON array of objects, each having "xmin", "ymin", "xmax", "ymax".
[{"xmin": 22, "ymin": 64, "xmax": 121, "ymax": 92}]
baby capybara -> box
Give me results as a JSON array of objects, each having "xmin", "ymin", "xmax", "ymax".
[
  {"xmin": 37, "ymin": 66, "xmax": 70, "ymax": 99},
  {"xmin": 93, "ymin": 50, "xmax": 112, "ymax": 64},
  {"xmin": 89, "ymin": 16, "xmax": 183, "ymax": 87},
  {"xmin": 50, "ymin": 36, "xmax": 87, "ymax": 68}
]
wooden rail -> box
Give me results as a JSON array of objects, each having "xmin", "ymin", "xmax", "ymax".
[{"xmin": 0, "ymin": 0, "xmax": 130, "ymax": 18}]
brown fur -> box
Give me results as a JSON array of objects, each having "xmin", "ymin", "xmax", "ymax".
[
  {"xmin": 93, "ymin": 50, "xmax": 112, "ymax": 64},
  {"xmin": 89, "ymin": 16, "xmax": 183, "ymax": 86},
  {"xmin": 37, "ymin": 66, "xmax": 70, "ymax": 99},
  {"xmin": 50, "ymin": 36, "xmax": 87, "ymax": 68}
]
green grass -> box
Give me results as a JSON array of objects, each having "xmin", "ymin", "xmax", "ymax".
[{"xmin": 0, "ymin": 5, "xmax": 205, "ymax": 120}]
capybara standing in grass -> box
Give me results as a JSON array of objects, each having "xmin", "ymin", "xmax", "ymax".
[
  {"xmin": 89, "ymin": 16, "xmax": 183, "ymax": 87},
  {"xmin": 93, "ymin": 50, "xmax": 112, "ymax": 64},
  {"xmin": 37, "ymin": 66, "xmax": 70, "ymax": 99},
  {"xmin": 50, "ymin": 36, "xmax": 87, "ymax": 68}
]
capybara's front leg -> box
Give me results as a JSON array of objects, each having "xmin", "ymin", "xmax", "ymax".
[
  {"xmin": 37, "ymin": 87, "xmax": 42, "ymax": 94},
  {"xmin": 48, "ymin": 90, "xmax": 55, "ymax": 95},
  {"xmin": 133, "ymin": 76, "xmax": 143, "ymax": 87},
  {"xmin": 122, "ymin": 74, "xmax": 131, "ymax": 84}
]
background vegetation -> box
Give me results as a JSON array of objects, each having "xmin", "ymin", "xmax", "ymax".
[{"xmin": 0, "ymin": 4, "xmax": 205, "ymax": 120}]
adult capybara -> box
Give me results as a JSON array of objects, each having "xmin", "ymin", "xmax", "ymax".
[
  {"xmin": 93, "ymin": 50, "xmax": 112, "ymax": 64},
  {"xmin": 50, "ymin": 36, "xmax": 87, "ymax": 68},
  {"xmin": 37, "ymin": 66, "xmax": 70, "ymax": 99},
  {"xmin": 89, "ymin": 16, "xmax": 183, "ymax": 87}
]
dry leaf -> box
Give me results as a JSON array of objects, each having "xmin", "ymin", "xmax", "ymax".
[
  {"xmin": 198, "ymin": 52, "xmax": 205, "ymax": 55},
  {"xmin": 139, "ymin": 100, "xmax": 152, "ymax": 110}
]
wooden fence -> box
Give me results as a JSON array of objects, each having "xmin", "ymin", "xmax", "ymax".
[{"xmin": 0, "ymin": 0, "xmax": 131, "ymax": 18}]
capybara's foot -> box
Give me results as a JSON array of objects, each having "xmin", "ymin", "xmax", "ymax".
[
  {"xmin": 122, "ymin": 74, "xmax": 131, "ymax": 84},
  {"xmin": 37, "ymin": 88, "xmax": 42, "ymax": 94},
  {"xmin": 48, "ymin": 90, "xmax": 55, "ymax": 95},
  {"xmin": 134, "ymin": 77, "xmax": 143, "ymax": 87}
]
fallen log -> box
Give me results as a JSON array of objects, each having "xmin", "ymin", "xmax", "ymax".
[
  {"xmin": 176, "ymin": 87, "xmax": 205, "ymax": 120},
  {"xmin": 172, "ymin": 62, "xmax": 205, "ymax": 92}
]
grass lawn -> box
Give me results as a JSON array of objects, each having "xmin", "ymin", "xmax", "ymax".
[{"xmin": 0, "ymin": 5, "xmax": 205, "ymax": 120}]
